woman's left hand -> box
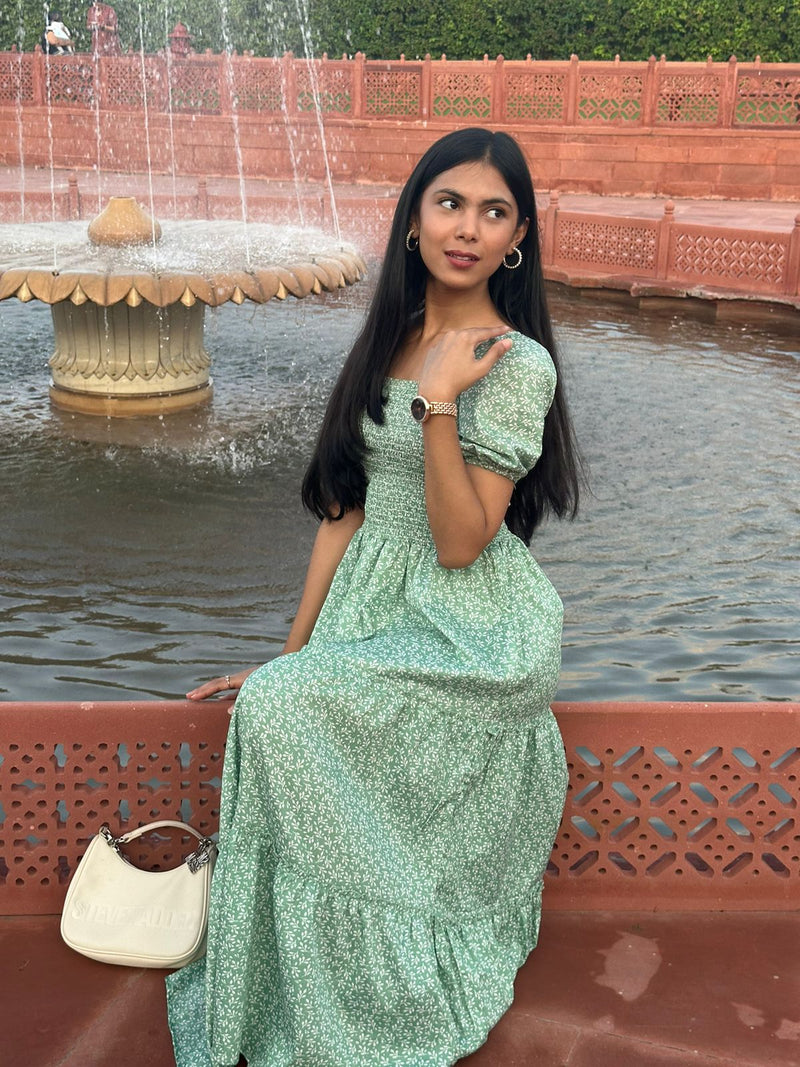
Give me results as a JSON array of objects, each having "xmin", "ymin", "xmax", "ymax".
[
  {"xmin": 186, "ymin": 668, "xmax": 254, "ymax": 702},
  {"xmin": 417, "ymin": 325, "xmax": 512, "ymax": 401}
]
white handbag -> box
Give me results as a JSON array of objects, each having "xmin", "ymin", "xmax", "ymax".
[{"xmin": 60, "ymin": 820, "xmax": 216, "ymax": 968}]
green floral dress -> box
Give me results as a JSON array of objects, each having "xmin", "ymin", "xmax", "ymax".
[{"xmin": 166, "ymin": 332, "xmax": 569, "ymax": 1067}]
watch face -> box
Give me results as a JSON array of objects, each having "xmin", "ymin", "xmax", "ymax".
[{"xmin": 410, "ymin": 396, "xmax": 428, "ymax": 422}]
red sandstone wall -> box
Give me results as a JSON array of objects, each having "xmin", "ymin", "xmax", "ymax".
[
  {"xmin": 0, "ymin": 112, "xmax": 797, "ymax": 201},
  {"xmin": 2, "ymin": 110, "xmax": 798, "ymax": 202},
  {"xmin": 1, "ymin": 52, "xmax": 799, "ymax": 201}
]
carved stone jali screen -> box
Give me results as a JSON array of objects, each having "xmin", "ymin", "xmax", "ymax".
[
  {"xmin": 296, "ymin": 64, "xmax": 352, "ymax": 115},
  {"xmin": 505, "ymin": 72, "xmax": 566, "ymax": 123},
  {"xmin": 234, "ymin": 62, "xmax": 283, "ymax": 113},
  {"xmin": 432, "ymin": 71, "xmax": 491, "ymax": 119},
  {"xmin": 0, "ymin": 54, "xmax": 33, "ymax": 106},
  {"xmin": 1, "ymin": 702, "xmax": 797, "ymax": 915},
  {"xmin": 0, "ymin": 702, "xmax": 226, "ymax": 914},
  {"xmin": 669, "ymin": 227, "xmax": 789, "ymax": 292},
  {"xmin": 578, "ymin": 72, "xmax": 643, "ymax": 124},
  {"xmin": 555, "ymin": 215, "xmax": 659, "ymax": 274},
  {"xmin": 736, "ymin": 74, "xmax": 800, "ymax": 126},
  {"xmin": 364, "ymin": 68, "xmax": 421, "ymax": 117},
  {"xmin": 656, "ymin": 73, "xmax": 721, "ymax": 125},
  {"xmin": 104, "ymin": 56, "xmax": 166, "ymax": 110},
  {"xmin": 548, "ymin": 703, "xmax": 798, "ymax": 910}
]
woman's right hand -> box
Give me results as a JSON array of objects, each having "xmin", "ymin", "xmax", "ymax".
[{"xmin": 186, "ymin": 667, "xmax": 256, "ymax": 702}]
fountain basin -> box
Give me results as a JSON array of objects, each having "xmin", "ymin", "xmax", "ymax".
[{"xmin": 0, "ymin": 207, "xmax": 366, "ymax": 415}]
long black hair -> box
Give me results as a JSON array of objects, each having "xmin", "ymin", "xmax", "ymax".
[{"xmin": 302, "ymin": 127, "xmax": 582, "ymax": 544}]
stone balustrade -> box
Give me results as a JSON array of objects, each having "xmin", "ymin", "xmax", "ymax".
[
  {"xmin": 1, "ymin": 51, "xmax": 799, "ymax": 199},
  {"xmin": 2, "ymin": 700, "xmax": 797, "ymax": 917},
  {"xmin": 2, "ymin": 50, "xmax": 800, "ymax": 130}
]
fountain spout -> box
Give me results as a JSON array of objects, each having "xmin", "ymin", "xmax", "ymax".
[{"xmin": 87, "ymin": 197, "xmax": 162, "ymax": 247}]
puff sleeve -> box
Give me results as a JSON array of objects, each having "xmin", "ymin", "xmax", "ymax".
[{"xmin": 457, "ymin": 332, "xmax": 557, "ymax": 484}]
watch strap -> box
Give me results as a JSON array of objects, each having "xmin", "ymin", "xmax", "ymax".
[
  {"xmin": 426, "ymin": 400, "xmax": 458, "ymax": 418},
  {"xmin": 411, "ymin": 394, "xmax": 458, "ymax": 423}
]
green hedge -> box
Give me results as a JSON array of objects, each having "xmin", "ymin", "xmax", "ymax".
[{"xmin": 2, "ymin": 0, "xmax": 798, "ymax": 61}]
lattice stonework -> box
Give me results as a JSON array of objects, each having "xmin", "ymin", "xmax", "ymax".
[
  {"xmin": 736, "ymin": 74, "xmax": 800, "ymax": 126},
  {"xmin": 432, "ymin": 71, "xmax": 491, "ymax": 118},
  {"xmin": 2, "ymin": 703, "xmax": 797, "ymax": 915},
  {"xmin": 671, "ymin": 231, "xmax": 787, "ymax": 289},
  {"xmin": 296, "ymin": 65, "xmax": 352, "ymax": 115},
  {"xmin": 0, "ymin": 55, "xmax": 34, "ymax": 105},
  {"xmin": 656, "ymin": 73, "xmax": 721, "ymax": 124},
  {"xmin": 556, "ymin": 218, "xmax": 657, "ymax": 272},
  {"xmin": 505, "ymin": 72, "xmax": 566, "ymax": 122},
  {"xmin": 104, "ymin": 57, "xmax": 167, "ymax": 111},
  {"xmin": 578, "ymin": 73, "xmax": 643, "ymax": 123},
  {"xmin": 548, "ymin": 724, "xmax": 800, "ymax": 909},
  {"xmin": 0, "ymin": 704, "xmax": 225, "ymax": 914},
  {"xmin": 44, "ymin": 57, "xmax": 94, "ymax": 108},
  {"xmin": 169, "ymin": 60, "xmax": 221, "ymax": 113},
  {"xmin": 234, "ymin": 63, "xmax": 283, "ymax": 113},
  {"xmin": 364, "ymin": 70, "xmax": 420, "ymax": 117}
]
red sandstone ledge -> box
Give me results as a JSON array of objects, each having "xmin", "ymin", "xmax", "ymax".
[{"xmin": 3, "ymin": 911, "xmax": 798, "ymax": 1066}]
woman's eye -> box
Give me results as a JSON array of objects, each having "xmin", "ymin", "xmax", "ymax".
[
  {"xmin": 439, "ymin": 198, "xmax": 459, "ymax": 210},
  {"xmin": 486, "ymin": 207, "xmax": 506, "ymax": 219}
]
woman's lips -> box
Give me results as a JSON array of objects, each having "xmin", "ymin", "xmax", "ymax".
[{"xmin": 444, "ymin": 250, "xmax": 480, "ymax": 268}]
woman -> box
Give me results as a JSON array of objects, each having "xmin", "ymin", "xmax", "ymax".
[{"xmin": 167, "ymin": 127, "xmax": 582, "ymax": 1066}]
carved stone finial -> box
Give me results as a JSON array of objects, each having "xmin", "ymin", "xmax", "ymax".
[{"xmin": 87, "ymin": 197, "xmax": 162, "ymax": 247}]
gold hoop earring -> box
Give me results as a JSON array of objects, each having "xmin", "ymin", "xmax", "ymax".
[
  {"xmin": 503, "ymin": 248, "xmax": 522, "ymax": 270},
  {"xmin": 405, "ymin": 230, "xmax": 419, "ymax": 252}
]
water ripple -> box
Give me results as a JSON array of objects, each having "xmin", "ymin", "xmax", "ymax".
[{"xmin": 0, "ymin": 288, "xmax": 797, "ymax": 701}]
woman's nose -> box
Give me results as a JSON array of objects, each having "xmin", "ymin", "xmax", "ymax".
[{"xmin": 455, "ymin": 210, "xmax": 479, "ymax": 239}]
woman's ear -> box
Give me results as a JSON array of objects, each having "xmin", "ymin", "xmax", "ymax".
[{"xmin": 510, "ymin": 216, "xmax": 529, "ymax": 253}]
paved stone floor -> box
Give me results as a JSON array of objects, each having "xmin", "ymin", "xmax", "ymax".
[
  {"xmin": 3, "ymin": 911, "xmax": 798, "ymax": 1066},
  {"xmin": 1, "ymin": 165, "xmax": 798, "ymax": 232}
]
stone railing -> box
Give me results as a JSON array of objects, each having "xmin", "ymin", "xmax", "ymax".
[
  {"xmin": 2, "ymin": 50, "xmax": 800, "ymax": 129},
  {"xmin": 2, "ymin": 52, "xmax": 799, "ymax": 199},
  {"xmin": 2, "ymin": 701, "xmax": 797, "ymax": 916},
  {"xmin": 542, "ymin": 194, "xmax": 800, "ymax": 303}
]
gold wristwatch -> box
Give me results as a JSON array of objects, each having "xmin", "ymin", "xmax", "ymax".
[{"xmin": 410, "ymin": 395, "xmax": 458, "ymax": 423}]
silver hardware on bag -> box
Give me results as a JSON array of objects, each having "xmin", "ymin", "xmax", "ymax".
[
  {"xmin": 99, "ymin": 823, "xmax": 122, "ymax": 852},
  {"xmin": 186, "ymin": 839, "xmax": 214, "ymax": 874}
]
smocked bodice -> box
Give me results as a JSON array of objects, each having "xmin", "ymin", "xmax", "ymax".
[{"xmin": 361, "ymin": 378, "xmax": 433, "ymax": 541}]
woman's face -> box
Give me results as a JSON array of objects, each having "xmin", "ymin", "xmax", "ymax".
[{"xmin": 411, "ymin": 160, "xmax": 528, "ymax": 294}]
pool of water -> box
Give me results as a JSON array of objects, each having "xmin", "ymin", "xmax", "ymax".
[{"xmin": 0, "ymin": 284, "xmax": 797, "ymax": 702}]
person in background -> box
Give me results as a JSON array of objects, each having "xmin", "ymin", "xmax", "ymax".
[
  {"xmin": 86, "ymin": 2, "xmax": 120, "ymax": 56},
  {"xmin": 43, "ymin": 12, "xmax": 74, "ymax": 53}
]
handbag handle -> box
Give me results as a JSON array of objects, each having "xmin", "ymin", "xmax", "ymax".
[
  {"xmin": 99, "ymin": 820, "xmax": 215, "ymax": 874},
  {"xmin": 114, "ymin": 820, "xmax": 210, "ymax": 845}
]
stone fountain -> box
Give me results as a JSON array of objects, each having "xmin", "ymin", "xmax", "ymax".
[{"xmin": 0, "ymin": 197, "xmax": 365, "ymax": 416}]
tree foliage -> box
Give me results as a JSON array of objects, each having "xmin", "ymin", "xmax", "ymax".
[{"xmin": 2, "ymin": 0, "xmax": 798, "ymax": 60}]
